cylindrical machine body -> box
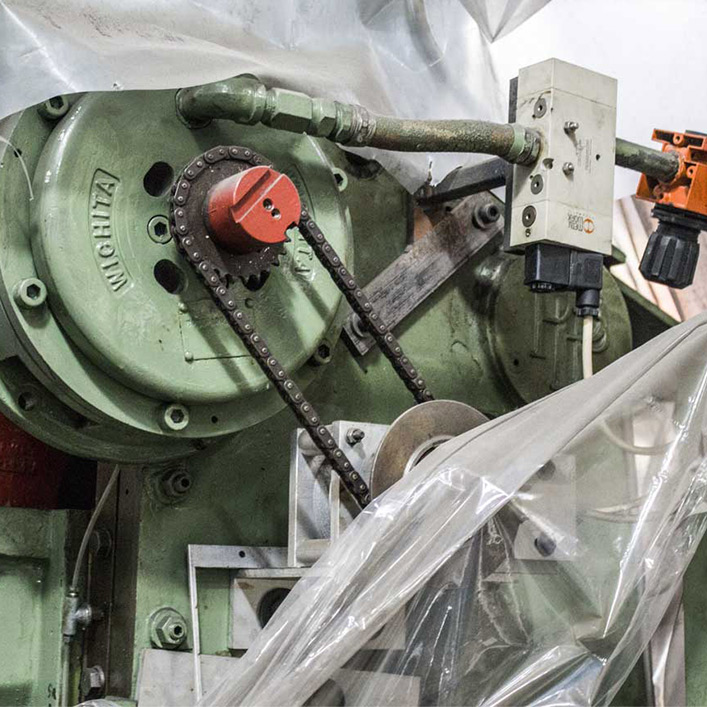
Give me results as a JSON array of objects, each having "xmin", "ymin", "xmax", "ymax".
[{"xmin": 0, "ymin": 90, "xmax": 355, "ymax": 461}]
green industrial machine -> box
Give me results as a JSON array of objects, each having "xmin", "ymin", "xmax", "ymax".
[{"xmin": 0, "ymin": 65, "xmax": 690, "ymax": 707}]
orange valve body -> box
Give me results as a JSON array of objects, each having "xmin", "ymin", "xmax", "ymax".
[{"xmin": 636, "ymin": 129, "xmax": 707, "ymax": 216}]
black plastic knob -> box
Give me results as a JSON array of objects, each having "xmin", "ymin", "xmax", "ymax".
[{"xmin": 639, "ymin": 205, "xmax": 704, "ymax": 289}]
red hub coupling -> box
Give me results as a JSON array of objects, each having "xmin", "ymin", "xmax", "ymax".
[{"xmin": 205, "ymin": 165, "xmax": 302, "ymax": 254}]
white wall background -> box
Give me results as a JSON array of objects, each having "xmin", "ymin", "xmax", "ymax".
[{"xmin": 488, "ymin": 0, "xmax": 707, "ymax": 197}]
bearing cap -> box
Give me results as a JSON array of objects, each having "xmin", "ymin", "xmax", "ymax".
[{"xmin": 205, "ymin": 166, "xmax": 301, "ymax": 254}]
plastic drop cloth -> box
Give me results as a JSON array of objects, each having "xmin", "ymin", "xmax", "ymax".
[
  {"xmin": 0, "ymin": 0, "xmax": 549, "ymax": 190},
  {"xmin": 202, "ymin": 312, "xmax": 707, "ymax": 706}
]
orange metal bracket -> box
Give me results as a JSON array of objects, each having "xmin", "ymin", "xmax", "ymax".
[{"xmin": 636, "ymin": 130, "xmax": 707, "ymax": 216}]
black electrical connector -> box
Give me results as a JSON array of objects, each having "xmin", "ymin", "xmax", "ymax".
[
  {"xmin": 524, "ymin": 243, "xmax": 603, "ymax": 317},
  {"xmin": 639, "ymin": 204, "xmax": 706, "ymax": 289}
]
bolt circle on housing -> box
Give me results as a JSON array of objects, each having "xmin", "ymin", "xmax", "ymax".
[
  {"xmin": 533, "ymin": 97, "xmax": 547, "ymax": 119},
  {"xmin": 160, "ymin": 469, "xmax": 193, "ymax": 499},
  {"xmin": 310, "ymin": 340, "xmax": 333, "ymax": 366},
  {"xmin": 37, "ymin": 95, "xmax": 70, "ymax": 121},
  {"xmin": 161, "ymin": 403, "xmax": 190, "ymax": 431},
  {"xmin": 14, "ymin": 278, "xmax": 48, "ymax": 309},
  {"xmin": 147, "ymin": 215, "xmax": 172, "ymax": 244},
  {"xmin": 522, "ymin": 205, "xmax": 537, "ymax": 227},
  {"xmin": 148, "ymin": 607, "xmax": 188, "ymax": 650},
  {"xmin": 530, "ymin": 174, "xmax": 544, "ymax": 194}
]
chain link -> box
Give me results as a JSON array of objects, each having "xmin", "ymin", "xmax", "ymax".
[{"xmin": 170, "ymin": 145, "xmax": 433, "ymax": 508}]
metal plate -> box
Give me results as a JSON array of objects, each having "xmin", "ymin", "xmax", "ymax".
[
  {"xmin": 370, "ymin": 400, "xmax": 488, "ymax": 498},
  {"xmin": 288, "ymin": 420, "xmax": 388, "ymax": 567}
]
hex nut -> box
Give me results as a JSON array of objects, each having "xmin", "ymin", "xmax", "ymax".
[
  {"xmin": 80, "ymin": 665, "xmax": 105, "ymax": 699},
  {"xmin": 149, "ymin": 607, "xmax": 188, "ymax": 650},
  {"xmin": 268, "ymin": 88, "xmax": 316, "ymax": 133},
  {"xmin": 161, "ymin": 469, "xmax": 193, "ymax": 499},
  {"xmin": 472, "ymin": 202, "xmax": 501, "ymax": 229}
]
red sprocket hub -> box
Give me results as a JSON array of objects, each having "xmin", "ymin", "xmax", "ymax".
[{"xmin": 205, "ymin": 165, "xmax": 302, "ymax": 254}]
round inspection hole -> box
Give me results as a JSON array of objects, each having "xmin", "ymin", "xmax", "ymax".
[
  {"xmin": 595, "ymin": 154, "xmax": 601, "ymax": 161},
  {"xmin": 257, "ymin": 587, "xmax": 291, "ymax": 628},
  {"xmin": 143, "ymin": 162, "xmax": 174, "ymax": 197},
  {"xmin": 178, "ymin": 476, "xmax": 191, "ymax": 490},
  {"xmin": 238, "ymin": 550, "xmax": 246, "ymax": 558},
  {"xmin": 211, "ymin": 415, "xmax": 219, "ymax": 424},
  {"xmin": 18, "ymin": 391, "xmax": 37, "ymax": 411},
  {"xmin": 154, "ymin": 260, "xmax": 186, "ymax": 294},
  {"xmin": 244, "ymin": 271, "xmax": 269, "ymax": 292}
]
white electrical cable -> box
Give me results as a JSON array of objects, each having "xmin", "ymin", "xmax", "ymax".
[
  {"xmin": 70, "ymin": 464, "xmax": 120, "ymax": 592},
  {"xmin": 581, "ymin": 315, "xmax": 676, "ymax": 455},
  {"xmin": 582, "ymin": 314, "xmax": 594, "ymax": 379},
  {"xmin": 60, "ymin": 465, "xmax": 120, "ymax": 707},
  {"xmin": 599, "ymin": 419, "xmax": 674, "ymax": 456}
]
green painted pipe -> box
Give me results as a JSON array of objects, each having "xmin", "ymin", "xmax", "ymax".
[
  {"xmin": 615, "ymin": 138, "xmax": 679, "ymax": 183},
  {"xmin": 177, "ymin": 77, "xmax": 679, "ymax": 182},
  {"xmin": 177, "ymin": 76, "xmax": 541, "ymax": 166}
]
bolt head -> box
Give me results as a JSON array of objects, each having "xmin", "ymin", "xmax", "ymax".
[
  {"xmin": 346, "ymin": 428, "xmax": 366, "ymax": 445},
  {"xmin": 161, "ymin": 403, "xmax": 189, "ymax": 431},
  {"xmin": 80, "ymin": 665, "xmax": 105, "ymax": 698},
  {"xmin": 521, "ymin": 205, "xmax": 537, "ymax": 227},
  {"xmin": 534, "ymin": 533, "xmax": 556, "ymax": 557},
  {"xmin": 14, "ymin": 278, "xmax": 47, "ymax": 310},
  {"xmin": 161, "ymin": 469, "xmax": 193, "ymax": 499},
  {"xmin": 150, "ymin": 607, "xmax": 188, "ymax": 649}
]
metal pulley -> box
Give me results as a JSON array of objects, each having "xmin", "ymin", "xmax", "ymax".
[
  {"xmin": 371, "ymin": 400, "xmax": 488, "ymax": 498},
  {"xmin": 0, "ymin": 89, "xmax": 354, "ymax": 461}
]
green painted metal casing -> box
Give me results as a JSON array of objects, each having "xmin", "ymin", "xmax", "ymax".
[
  {"xmin": 0, "ymin": 508, "xmax": 84, "ymax": 707},
  {"xmin": 0, "ymin": 91, "xmax": 354, "ymax": 462},
  {"xmin": 0, "ymin": 88, "xmax": 681, "ymax": 706}
]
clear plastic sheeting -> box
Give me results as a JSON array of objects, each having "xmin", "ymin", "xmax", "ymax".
[
  {"xmin": 458, "ymin": 0, "xmax": 552, "ymax": 42},
  {"xmin": 202, "ymin": 313, "xmax": 707, "ymax": 706},
  {"xmin": 0, "ymin": 0, "xmax": 548, "ymax": 190}
]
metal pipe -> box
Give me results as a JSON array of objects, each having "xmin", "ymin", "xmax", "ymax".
[
  {"xmin": 615, "ymin": 138, "xmax": 679, "ymax": 183},
  {"xmin": 177, "ymin": 77, "xmax": 680, "ymax": 182},
  {"xmin": 177, "ymin": 76, "xmax": 541, "ymax": 165}
]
